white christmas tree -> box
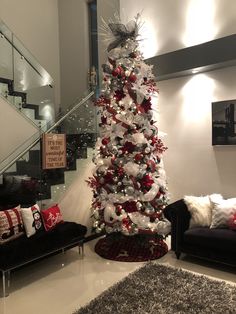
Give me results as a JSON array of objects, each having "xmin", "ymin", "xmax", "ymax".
[{"xmin": 87, "ymin": 15, "xmax": 170, "ymax": 237}]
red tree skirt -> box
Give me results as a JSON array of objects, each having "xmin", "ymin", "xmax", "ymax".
[{"xmin": 95, "ymin": 233, "xmax": 168, "ymax": 262}]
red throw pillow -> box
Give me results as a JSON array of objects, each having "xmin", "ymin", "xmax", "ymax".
[
  {"xmin": 228, "ymin": 213, "xmax": 236, "ymax": 230},
  {"xmin": 41, "ymin": 205, "xmax": 63, "ymax": 231}
]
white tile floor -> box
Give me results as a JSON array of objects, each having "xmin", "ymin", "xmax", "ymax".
[{"xmin": 0, "ymin": 236, "xmax": 236, "ymax": 314}]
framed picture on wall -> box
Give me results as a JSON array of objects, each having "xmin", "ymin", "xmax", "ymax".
[{"xmin": 212, "ymin": 99, "xmax": 236, "ymax": 145}]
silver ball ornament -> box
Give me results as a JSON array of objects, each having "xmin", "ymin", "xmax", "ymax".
[{"xmin": 124, "ymin": 186, "xmax": 135, "ymax": 195}]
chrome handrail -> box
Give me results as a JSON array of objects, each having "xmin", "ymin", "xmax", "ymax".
[{"xmin": 0, "ymin": 90, "xmax": 95, "ymax": 175}]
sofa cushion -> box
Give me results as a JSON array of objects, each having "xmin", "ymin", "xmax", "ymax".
[
  {"xmin": 184, "ymin": 195, "xmax": 211, "ymax": 228},
  {"xmin": 184, "ymin": 227, "xmax": 236, "ymax": 253},
  {"xmin": 41, "ymin": 204, "xmax": 63, "ymax": 231},
  {"xmin": 184, "ymin": 194, "xmax": 222, "ymax": 228},
  {"xmin": 0, "ymin": 221, "xmax": 87, "ymax": 270},
  {"xmin": 210, "ymin": 198, "xmax": 236, "ymax": 229},
  {"xmin": 21, "ymin": 204, "xmax": 44, "ymax": 237},
  {"xmin": 0, "ymin": 206, "xmax": 24, "ymax": 244}
]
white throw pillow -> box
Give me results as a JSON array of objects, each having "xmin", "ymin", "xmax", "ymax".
[
  {"xmin": 184, "ymin": 194, "xmax": 222, "ymax": 228},
  {"xmin": 21, "ymin": 204, "xmax": 44, "ymax": 237},
  {"xmin": 210, "ymin": 197, "xmax": 236, "ymax": 229}
]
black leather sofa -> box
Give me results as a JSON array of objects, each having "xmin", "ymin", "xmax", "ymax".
[
  {"xmin": 0, "ymin": 179, "xmax": 87, "ymax": 297},
  {"xmin": 163, "ymin": 199, "xmax": 236, "ymax": 267}
]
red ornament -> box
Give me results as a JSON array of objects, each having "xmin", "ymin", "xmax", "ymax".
[
  {"xmin": 102, "ymin": 138, "xmax": 110, "ymax": 145},
  {"xmin": 112, "ymin": 66, "xmax": 125, "ymax": 78},
  {"xmin": 129, "ymin": 73, "xmax": 137, "ymax": 83}
]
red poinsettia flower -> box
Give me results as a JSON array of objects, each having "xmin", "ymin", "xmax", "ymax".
[
  {"xmin": 140, "ymin": 174, "xmax": 154, "ymax": 188},
  {"xmin": 122, "ymin": 141, "xmax": 136, "ymax": 154},
  {"xmin": 103, "ymin": 172, "xmax": 114, "ymax": 184},
  {"xmin": 150, "ymin": 136, "xmax": 158, "ymax": 145},
  {"xmin": 114, "ymin": 90, "xmax": 126, "ymax": 101}
]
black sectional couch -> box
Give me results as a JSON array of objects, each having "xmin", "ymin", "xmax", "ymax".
[{"xmin": 164, "ymin": 199, "xmax": 236, "ymax": 267}]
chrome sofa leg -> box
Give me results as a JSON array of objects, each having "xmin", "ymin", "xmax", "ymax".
[
  {"xmin": 2, "ymin": 270, "xmax": 11, "ymax": 297},
  {"xmin": 78, "ymin": 242, "xmax": 84, "ymax": 257},
  {"xmin": 7, "ymin": 271, "xmax": 10, "ymax": 291},
  {"xmin": 2, "ymin": 271, "xmax": 6, "ymax": 298}
]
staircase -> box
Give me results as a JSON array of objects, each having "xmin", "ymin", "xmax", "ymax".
[{"xmin": 0, "ymin": 19, "xmax": 98, "ymax": 209}]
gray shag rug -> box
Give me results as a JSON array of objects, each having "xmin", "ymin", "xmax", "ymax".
[{"xmin": 73, "ymin": 263, "xmax": 236, "ymax": 314}]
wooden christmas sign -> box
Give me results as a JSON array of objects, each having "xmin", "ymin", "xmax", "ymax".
[{"xmin": 42, "ymin": 133, "xmax": 66, "ymax": 169}]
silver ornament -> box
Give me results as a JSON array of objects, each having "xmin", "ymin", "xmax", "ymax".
[
  {"xmin": 124, "ymin": 186, "xmax": 135, "ymax": 195},
  {"xmin": 136, "ymin": 201, "xmax": 142, "ymax": 209}
]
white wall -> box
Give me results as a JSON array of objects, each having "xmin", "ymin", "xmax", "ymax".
[
  {"xmin": 0, "ymin": 97, "xmax": 38, "ymax": 163},
  {"xmin": 120, "ymin": 0, "xmax": 236, "ymax": 58},
  {"xmin": 0, "ymin": 0, "xmax": 61, "ymax": 106},
  {"xmin": 97, "ymin": 0, "xmax": 120, "ymax": 85},
  {"xmin": 58, "ymin": 0, "xmax": 90, "ymax": 108},
  {"xmin": 157, "ymin": 66, "xmax": 236, "ymax": 201},
  {"xmin": 59, "ymin": 151, "xmax": 94, "ymax": 235}
]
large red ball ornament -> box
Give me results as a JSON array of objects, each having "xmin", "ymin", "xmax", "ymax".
[{"xmin": 129, "ymin": 73, "xmax": 137, "ymax": 82}]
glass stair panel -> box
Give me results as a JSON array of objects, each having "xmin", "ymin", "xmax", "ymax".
[
  {"xmin": 0, "ymin": 91, "xmax": 97, "ymax": 210},
  {"xmin": 0, "ymin": 24, "xmax": 13, "ymax": 80},
  {"xmin": 0, "ymin": 19, "xmax": 55, "ymax": 129}
]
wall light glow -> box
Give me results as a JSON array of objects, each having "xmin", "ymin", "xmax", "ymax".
[
  {"xmin": 41, "ymin": 104, "xmax": 54, "ymax": 121},
  {"xmin": 181, "ymin": 74, "xmax": 215, "ymax": 123},
  {"xmin": 182, "ymin": 0, "xmax": 218, "ymax": 47},
  {"xmin": 139, "ymin": 21, "xmax": 159, "ymax": 59}
]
